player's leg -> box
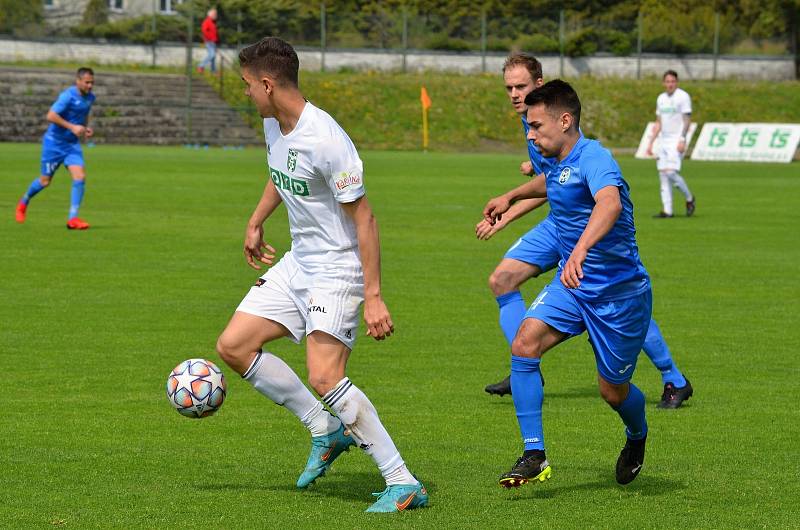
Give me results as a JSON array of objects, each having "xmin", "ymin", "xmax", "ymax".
[
  {"xmin": 217, "ymin": 311, "xmax": 341, "ymax": 437},
  {"xmin": 641, "ymin": 318, "xmax": 693, "ymax": 408},
  {"xmin": 485, "ymin": 258, "xmax": 540, "ymax": 396},
  {"xmin": 657, "ymin": 170, "xmax": 674, "ymax": 217},
  {"xmin": 583, "ymin": 290, "xmax": 651, "ymax": 484},
  {"xmin": 655, "ymin": 147, "xmax": 676, "ymax": 217},
  {"xmin": 17, "ymin": 142, "xmax": 61, "ymax": 222},
  {"xmin": 65, "ymin": 163, "xmax": 89, "ymax": 229},
  {"xmin": 308, "ymin": 332, "xmax": 427, "ymax": 512},
  {"xmin": 219, "ymin": 261, "xmax": 347, "ymax": 486},
  {"xmin": 667, "ymin": 168, "xmax": 695, "ymax": 216},
  {"xmin": 486, "ymin": 220, "xmax": 560, "ymax": 396},
  {"xmin": 500, "ymin": 283, "xmax": 581, "ymax": 488}
]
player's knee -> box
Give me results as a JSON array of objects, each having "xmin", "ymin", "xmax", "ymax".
[
  {"xmin": 599, "ymin": 384, "xmax": 626, "ymax": 408},
  {"xmin": 39, "ymin": 177, "xmax": 51, "ymax": 187},
  {"xmin": 307, "ymin": 371, "xmax": 337, "ymax": 396},
  {"xmin": 215, "ymin": 334, "xmax": 245, "ymax": 367},
  {"xmin": 511, "ymin": 332, "xmax": 542, "ymax": 359},
  {"xmin": 489, "ymin": 268, "xmax": 518, "ymax": 296}
]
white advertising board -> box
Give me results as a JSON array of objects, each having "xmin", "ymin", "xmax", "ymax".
[
  {"xmin": 691, "ymin": 123, "xmax": 800, "ymax": 163},
  {"xmin": 635, "ymin": 122, "xmax": 697, "ymax": 159}
]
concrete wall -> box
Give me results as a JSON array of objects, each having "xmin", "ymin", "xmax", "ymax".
[{"xmin": 1, "ymin": 37, "xmax": 795, "ymax": 80}]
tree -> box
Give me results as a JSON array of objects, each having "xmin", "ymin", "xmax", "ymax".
[
  {"xmin": 0, "ymin": 0, "xmax": 43, "ymax": 36},
  {"xmin": 81, "ymin": 0, "xmax": 109, "ymax": 27}
]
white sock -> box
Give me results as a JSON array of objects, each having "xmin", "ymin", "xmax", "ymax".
[
  {"xmin": 323, "ymin": 377, "xmax": 418, "ymax": 485},
  {"xmin": 243, "ymin": 351, "xmax": 340, "ymax": 437},
  {"xmin": 670, "ymin": 172, "xmax": 693, "ymax": 202},
  {"xmin": 659, "ymin": 171, "xmax": 673, "ymax": 215}
]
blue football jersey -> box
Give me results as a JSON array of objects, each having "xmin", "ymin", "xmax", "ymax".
[
  {"xmin": 46, "ymin": 86, "xmax": 95, "ymax": 143},
  {"xmin": 521, "ymin": 116, "xmax": 557, "ymax": 177},
  {"xmin": 546, "ymin": 136, "xmax": 650, "ymax": 302}
]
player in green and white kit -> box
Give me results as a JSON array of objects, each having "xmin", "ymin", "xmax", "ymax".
[{"xmin": 215, "ymin": 37, "xmax": 427, "ymax": 513}]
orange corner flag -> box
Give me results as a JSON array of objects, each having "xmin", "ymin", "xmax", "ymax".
[{"xmin": 420, "ymin": 86, "xmax": 432, "ymax": 110}]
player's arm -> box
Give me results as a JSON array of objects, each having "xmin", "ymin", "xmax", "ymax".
[
  {"xmin": 84, "ymin": 111, "xmax": 93, "ymax": 138},
  {"xmin": 243, "ymin": 179, "xmax": 282, "ymax": 270},
  {"xmin": 646, "ymin": 116, "xmax": 661, "ymax": 156},
  {"xmin": 677, "ymin": 113, "xmax": 691, "ymax": 153},
  {"xmin": 483, "ymin": 173, "xmax": 547, "ymax": 224},
  {"xmin": 47, "ymin": 110, "xmax": 87, "ymax": 139},
  {"xmin": 561, "ymin": 185, "xmax": 622, "ymax": 289},
  {"xmin": 341, "ymin": 196, "xmax": 394, "ymax": 341},
  {"xmin": 476, "ymin": 196, "xmax": 548, "ymax": 240}
]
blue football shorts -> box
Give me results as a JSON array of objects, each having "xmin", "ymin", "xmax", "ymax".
[
  {"xmin": 40, "ymin": 138, "xmax": 84, "ymax": 177},
  {"xmin": 524, "ymin": 279, "xmax": 653, "ymax": 384},
  {"xmin": 504, "ymin": 216, "xmax": 561, "ymax": 273}
]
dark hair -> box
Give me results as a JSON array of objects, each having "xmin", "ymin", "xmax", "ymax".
[
  {"xmin": 502, "ymin": 52, "xmax": 542, "ymax": 81},
  {"xmin": 77, "ymin": 67, "xmax": 94, "ymax": 78},
  {"xmin": 524, "ymin": 79, "xmax": 581, "ymax": 129},
  {"xmin": 239, "ymin": 37, "xmax": 299, "ymax": 87},
  {"xmin": 663, "ymin": 69, "xmax": 678, "ymax": 80}
]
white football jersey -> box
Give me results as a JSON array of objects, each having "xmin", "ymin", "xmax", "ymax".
[
  {"xmin": 656, "ymin": 88, "xmax": 692, "ymax": 141},
  {"xmin": 263, "ymin": 102, "xmax": 365, "ymax": 271}
]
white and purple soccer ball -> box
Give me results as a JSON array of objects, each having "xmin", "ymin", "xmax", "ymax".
[{"xmin": 166, "ymin": 359, "xmax": 226, "ymax": 418}]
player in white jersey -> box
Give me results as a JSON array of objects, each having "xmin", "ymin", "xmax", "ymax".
[
  {"xmin": 215, "ymin": 37, "xmax": 427, "ymax": 513},
  {"xmin": 646, "ymin": 70, "xmax": 696, "ymax": 218}
]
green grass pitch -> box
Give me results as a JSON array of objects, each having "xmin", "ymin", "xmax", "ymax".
[{"xmin": 1, "ymin": 143, "xmax": 798, "ymax": 527}]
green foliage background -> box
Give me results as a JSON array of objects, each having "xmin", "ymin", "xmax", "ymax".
[
  {"xmin": 214, "ymin": 71, "xmax": 800, "ymax": 151},
  {"xmin": 26, "ymin": 0, "xmax": 797, "ymax": 56}
]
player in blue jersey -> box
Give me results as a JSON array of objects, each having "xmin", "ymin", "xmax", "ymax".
[
  {"xmin": 479, "ymin": 53, "xmax": 692, "ymax": 409},
  {"xmin": 484, "ymin": 80, "xmax": 652, "ymax": 486},
  {"xmin": 15, "ymin": 67, "xmax": 96, "ymax": 230}
]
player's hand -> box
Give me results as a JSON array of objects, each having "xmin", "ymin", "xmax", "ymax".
[
  {"xmin": 645, "ymin": 146, "xmax": 653, "ymax": 157},
  {"xmin": 243, "ymin": 224, "xmax": 276, "ymax": 270},
  {"xmin": 84, "ymin": 127, "xmax": 94, "ymax": 138},
  {"xmin": 483, "ymin": 195, "xmax": 511, "ymax": 225},
  {"xmin": 364, "ymin": 296, "xmax": 394, "ymax": 340},
  {"xmin": 677, "ymin": 140, "xmax": 686, "ymax": 153},
  {"xmin": 71, "ymin": 125, "xmax": 86, "ymax": 138},
  {"xmin": 561, "ymin": 247, "xmax": 587, "ymax": 289},
  {"xmin": 475, "ymin": 216, "xmax": 506, "ymax": 240},
  {"xmin": 520, "ymin": 161, "xmax": 534, "ymax": 176}
]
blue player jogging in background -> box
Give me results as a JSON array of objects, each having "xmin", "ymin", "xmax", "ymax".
[{"xmin": 15, "ymin": 67, "xmax": 96, "ymax": 230}]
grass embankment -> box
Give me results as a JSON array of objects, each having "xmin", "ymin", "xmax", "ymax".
[{"xmin": 214, "ymin": 70, "xmax": 800, "ymax": 151}]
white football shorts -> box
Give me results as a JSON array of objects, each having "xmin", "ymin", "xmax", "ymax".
[
  {"xmin": 656, "ymin": 141, "xmax": 684, "ymax": 171},
  {"xmin": 236, "ymin": 251, "xmax": 364, "ymax": 350}
]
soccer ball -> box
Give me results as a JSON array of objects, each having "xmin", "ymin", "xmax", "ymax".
[{"xmin": 166, "ymin": 358, "xmax": 227, "ymax": 418}]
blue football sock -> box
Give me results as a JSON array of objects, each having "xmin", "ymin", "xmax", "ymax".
[
  {"xmin": 21, "ymin": 178, "xmax": 45, "ymax": 205},
  {"xmin": 642, "ymin": 319, "xmax": 686, "ymax": 387},
  {"xmin": 511, "ymin": 355, "xmax": 544, "ymax": 451},
  {"xmin": 613, "ymin": 383, "xmax": 648, "ymax": 440},
  {"xmin": 496, "ymin": 291, "xmax": 527, "ymax": 346},
  {"xmin": 69, "ymin": 180, "xmax": 85, "ymax": 220}
]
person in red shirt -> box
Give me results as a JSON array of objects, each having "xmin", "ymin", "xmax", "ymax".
[{"xmin": 198, "ymin": 8, "xmax": 219, "ymax": 73}]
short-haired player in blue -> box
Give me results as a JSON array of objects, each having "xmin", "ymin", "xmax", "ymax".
[
  {"xmin": 485, "ymin": 80, "xmax": 652, "ymax": 486},
  {"xmin": 15, "ymin": 67, "xmax": 96, "ymax": 230},
  {"xmin": 479, "ymin": 53, "xmax": 692, "ymax": 409}
]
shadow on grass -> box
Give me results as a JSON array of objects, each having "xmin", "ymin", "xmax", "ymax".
[
  {"xmin": 485, "ymin": 386, "xmax": 598, "ymax": 403},
  {"xmin": 198, "ymin": 471, "xmax": 438, "ymax": 504},
  {"xmin": 503, "ymin": 474, "xmax": 684, "ymax": 500}
]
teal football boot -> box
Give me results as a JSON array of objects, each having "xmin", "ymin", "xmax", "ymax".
[
  {"xmin": 365, "ymin": 482, "xmax": 429, "ymax": 513},
  {"xmin": 296, "ymin": 424, "xmax": 355, "ymax": 488}
]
